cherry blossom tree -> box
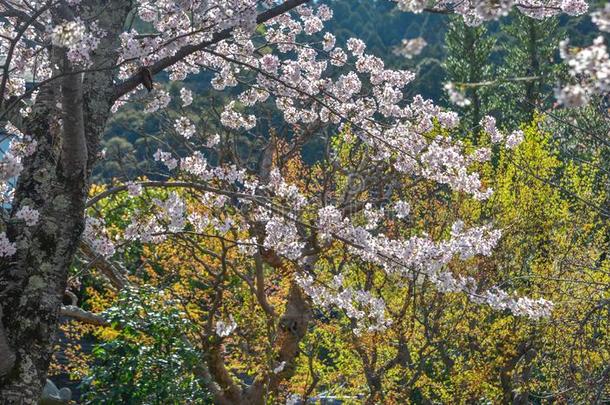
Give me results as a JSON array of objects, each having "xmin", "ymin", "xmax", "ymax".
[{"xmin": 0, "ymin": 0, "xmax": 595, "ymax": 403}]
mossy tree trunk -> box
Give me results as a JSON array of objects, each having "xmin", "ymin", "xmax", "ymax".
[{"xmin": 0, "ymin": 1, "xmax": 130, "ymax": 402}]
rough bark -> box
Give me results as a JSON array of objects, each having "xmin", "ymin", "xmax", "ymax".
[
  {"xmin": 0, "ymin": 1, "xmax": 130, "ymax": 402},
  {"xmin": 0, "ymin": 305, "xmax": 15, "ymax": 379}
]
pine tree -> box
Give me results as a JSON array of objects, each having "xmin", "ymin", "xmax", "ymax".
[
  {"xmin": 443, "ymin": 16, "xmax": 495, "ymax": 137},
  {"xmin": 495, "ymin": 12, "xmax": 561, "ymax": 126}
]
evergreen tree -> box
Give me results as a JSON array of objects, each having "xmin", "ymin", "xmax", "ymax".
[
  {"xmin": 443, "ymin": 16, "xmax": 495, "ymax": 137},
  {"xmin": 495, "ymin": 12, "xmax": 561, "ymax": 126}
]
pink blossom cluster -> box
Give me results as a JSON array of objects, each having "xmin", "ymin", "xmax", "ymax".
[
  {"xmin": 145, "ymin": 90, "xmax": 172, "ymax": 113},
  {"xmin": 480, "ymin": 116, "xmax": 525, "ymax": 149},
  {"xmin": 0, "ymin": 5, "xmax": 103, "ymax": 94},
  {"xmin": 592, "ymin": 3, "xmax": 610, "ymax": 32},
  {"xmin": 393, "ymin": 37, "xmax": 427, "ymax": 59},
  {"xmin": 297, "ymin": 274, "xmax": 392, "ymax": 333},
  {"xmin": 51, "ymin": 20, "xmax": 104, "ymax": 65},
  {"xmin": 112, "ymin": 2, "xmax": 496, "ymax": 200},
  {"xmin": 174, "ymin": 117, "xmax": 196, "ymax": 139},
  {"xmin": 15, "ymin": 206, "xmax": 39, "ymax": 227},
  {"xmin": 0, "ymin": 232, "xmax": 16, "ymax": 257},
  {"xmin": 0, "ymin": 124, "xmax": 38, "ymax": 203},
  {"xmin": 116, "ymin": 0, "xmax": 276, "ymax": 79},
  {"xmin": 83, "ymin": 217, "xmax": 116, "ymax": 258},
  {"xmin": 108, "ymin": 160, "xmax": 534, "ymax": 323},
  {"xmin": 215, "ymin": 316, "xmax": 237, "ymax": 338},
  {"xmin": 556, "ymin": 36, "xmax": 610, "ymax": 107},
  {"xmin": 316, "ymin": 205, "xmax": 552, "ymax": 318},
  {"xmin": 553, "ymin": 4, "xmax": 610, "ymax": 107},
  {"xmin": 180, "ymin": 88, "xmax": 193, "ymax": 106},
  {"xmin": 393, "ymin": 0, "xmax": 588, "ymax": 25},
  {"xmin": 97, "ymin": 148, "xmax": 552, "ymax": 325},
  {"xmin": 154, "ymin": 149, "xmax": 178, "ymax": 171},
  {"xmin": 444, "ymin": 82, "xmax": 472, "ymax": 107},
  {"xmin": 262, "ymin": 215, "xmax": 304, "ymax": 260}
]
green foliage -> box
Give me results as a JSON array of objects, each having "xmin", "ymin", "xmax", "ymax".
[
  {"xmin": 493, "ymin": 13, "xmax": 562, "ymax": 127},
  {"xmin": 459, "ymin": 118, "xmax": 610, "ymax": 401},
  {"xmin": 80, "ymin": 287, "xmax": 210, "ymax": 404},
  {"xmin": 444, "ymin": 16, "xmax": 496, "ymax": 134}
]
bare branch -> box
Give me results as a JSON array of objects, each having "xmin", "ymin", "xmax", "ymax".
[
  {"xmin": 453, "ymin": 75, "xmax": 543, "ymax": 88},
  {"xmin": 60, "ymin": 305, "xmax": 109, "ymax": 326},
  {"xmin": 79, "ymin": 241, "xmax": 128, "ymax": 290}
]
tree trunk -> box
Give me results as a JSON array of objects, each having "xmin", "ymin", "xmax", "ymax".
[
  {"xmin": 244, "ymin": 282, "xmax": 312, "ymax": 405},
  {"xmin": 0, "ymin": 1, "xmax": 130, "ymax": 402}
]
